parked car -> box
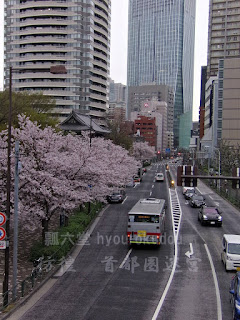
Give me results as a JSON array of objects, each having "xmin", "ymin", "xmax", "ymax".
[
  {"xmin": 155, "ymin": 172, "xmax": 164, "ymax": 182},
  {"xmin": 126, "ymin": 179, "xmax": 135, "ymax": 187},
  {"xmin": 133, "ymin": 175, "xmax": 141, "ymax": 183},
  {"xmin": 184, "ymin": 188, "xmax": 196, "ymax": 200},
  {"xmin": 182, "ymin": 186, "xmax": 195, "ymax": 195},
  {"xmin": 198, "ymin": 206, "xmax": 222, "ymax": 226},
  {"xmin": 229, "ymin": 270, "xmax": 240, "ymax": 319},
  {"xmin": 107, "ymin": 190, "xmax": 126, "ymax": 203},
  {"xmin": 189, "ymin": 195, "xmax": 205, "ymax": 208}
]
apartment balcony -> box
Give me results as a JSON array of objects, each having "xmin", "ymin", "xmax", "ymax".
[
  {"xmin": 92, "ymin": 67, "xmax": 108, "ymax": 78},
  {"xmin": 90, "ymin": 75, "xmax": 107, "ymax": 85},
  {"xmin": 93, "ymin": 16, "xmax": 109, "ymax": 30},
  {"xmin": 16, "ymin": 18, "xmax": 71, "ymax": 28},
  {"xmin": 94, "ymin": 24, "xmax": 109, "ymax": 39},
  {"xmin": 14, "ymin": 46, "xmax": 71, "ymax": 54},
  {"xmin": 13, "ymin": 1, "xmax": 71, "ymax": 10},
  {"xmin": 90, "ymin": 84, "xmax": 107, "ymax": 94}
]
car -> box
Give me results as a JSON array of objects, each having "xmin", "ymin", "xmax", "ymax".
[
  {"xmin": 229, "ymin": 270, "xmax": 240, "ymax": 320},
  {"xmin": 222, "ymin": 235, "xmax": 240, "ymax": 271},
  {"xmin": 182, "ymin": 186, "xmax": 195, "ymax": 195},
  {"xmin": 126, "ymin": 179, "xmax": 135, "ymax": 187},
  {"xmin": 107, "ymin": 190, "xmax": 126, "ymax": 203},
  {"xmin": 133, "ymin": 175, "xmax": 141, "ymax": 183},
  {"xmin": 184, "ymin": 188, "xmax": 196, "ymax": 200},
  {"xmin": 198, "ymin": 206, "xmax": 222, "ymax": 226},
  {"xmin": 155, "ymin": 173, "xmax": 164, "ymax": 182},
  {"xmin": 189, "ymin": 195, "xmax": 205, "ymax": 208}
]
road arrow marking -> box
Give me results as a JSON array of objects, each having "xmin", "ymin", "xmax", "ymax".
[{"xmin": 185, "ymin": 243, "xmax": 194, "ymax": 258}]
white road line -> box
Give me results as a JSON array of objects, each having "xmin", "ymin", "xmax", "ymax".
[
  {"xmin": 150, "ymin": 191, "xmax": 152, "ymax": 196},
  {"xmin": 152, "ymin": 188, "xmax": 182, "ymax": 320},
  {"xmin": 121, "ymin": 196, "xmax": 128, "ymax": 204},
  {"xmin": 204, "ymin": 244, "xmax": 222, "ymax": 320},
  {"xmin": 152, "ymin": 184, "xmax": 154, "ymax": 188},
  {"xmin": 196, "ymin": 187, "xmax": 202, "ymax": 194},
  {"xmin": 119, "ymin": 249, "xmax": 132, "ymax": 269},
  {"xmin": 209, "ymin": 195, "xmax": 213, "ymax": 200}
]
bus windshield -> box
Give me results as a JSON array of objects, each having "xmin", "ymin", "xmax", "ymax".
[{"xmin": 129, "ymin": 214, "xmax": 159, "ymax": 223}]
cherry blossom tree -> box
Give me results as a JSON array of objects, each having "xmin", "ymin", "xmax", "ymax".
[
  {"xmin": 131, "ymin": 141, "xmax": 156, "ymax": 161},
  {"xmin": 0, "ymin": 115, "xmax": 139, "ymax": 242}
]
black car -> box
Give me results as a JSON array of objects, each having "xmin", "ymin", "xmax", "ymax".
[
  {"xmin": 184, "ymin": 188, "xmax": 195, "ymax": 200},
  {"xmin": 198, "ymin": 206, "xmax": 222, "ymax": 226},
  {"xmin": 189, "ymin": 195, "xmax": 205, "ymax": 208},
  {"xmin": 107, "ymin": 190, "xmax": 126, "ymax": 203}
]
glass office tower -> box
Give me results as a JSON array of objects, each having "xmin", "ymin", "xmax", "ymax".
[{"xmin": 127, "ymin": 0, "xmax": 196, "ymax": 147}]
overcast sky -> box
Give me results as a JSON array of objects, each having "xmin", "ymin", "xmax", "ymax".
[{"xmin": 0, "ymin": 0, "xmax": 209, "ymax": 121}]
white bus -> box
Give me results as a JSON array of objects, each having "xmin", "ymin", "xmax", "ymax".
[{"xmin": 127, "ymin": 198, "xmax": 166, "ymax": 246}]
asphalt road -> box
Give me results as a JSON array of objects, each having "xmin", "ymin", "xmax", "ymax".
[
  {"xmin": 17, "ymin": 163, "xmax": 174, "ymax": 320},
  {"xmin": 11, "ymin": 162, "xmax": 240, "ymax": 320}
]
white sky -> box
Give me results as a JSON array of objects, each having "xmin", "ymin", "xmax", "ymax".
[{"xmin": 0, "ymin": 0, "xmax": 209, "ymax": 121}]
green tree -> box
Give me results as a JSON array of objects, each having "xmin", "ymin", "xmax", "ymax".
[
  {"xmin": 106, "ymin": 119, "xmax": 133, "ymax": 150},
  {"xmin": 0, "ymin": 90, "xmax": 58, "ymax": 130}
]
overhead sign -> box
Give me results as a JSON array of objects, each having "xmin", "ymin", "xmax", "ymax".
[
  {"xmin": 0, "ymin": 212, "xmax": 6, "ymax": 227},
  {"xmin": 0, "ymin": 241, "xmax": 6, "ymax": 249},
  {"xmin": 0, "ymin": 227, "xmax": 6, "ymax": 241}
]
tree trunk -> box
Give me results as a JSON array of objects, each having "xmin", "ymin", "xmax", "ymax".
[{"xmin": 42, "ymin": 218, "xmax": 49, "ymax": 246}]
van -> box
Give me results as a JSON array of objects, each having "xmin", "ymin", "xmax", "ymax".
[{"xmin": 221, "ymin": 234, "xmax": 240, "ymax": 271}]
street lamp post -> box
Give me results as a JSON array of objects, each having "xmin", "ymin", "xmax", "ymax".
[{"xmin": 88, "ymin": 115, "xmax": 92, "ymax": 214}]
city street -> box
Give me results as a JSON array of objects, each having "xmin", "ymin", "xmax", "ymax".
[{"xmin": 6, "ymin": 162, "xmax": 240, "ymax": 320}]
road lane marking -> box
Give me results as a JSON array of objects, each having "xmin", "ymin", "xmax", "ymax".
[
  {"xmin": 185, "ymin": 243, "xmax": 194, "ymax": 258},
  {"xmin": 121, "ymin": 196, "xmax": 128, "ymax": 204},
  {"xmin": 119, "ymin": 249, "xmax": 132, "ymax": 269},
  {"xmin": 152, "ymin": 188, "xmax": 182, "ymax": 320},
  {"xmin": 204, "ymin": 244, "xmax": 222, "ymax": 320},
  {"xmin": 209, "ymin": 195, "xmax": 213, "ymax": 200}
]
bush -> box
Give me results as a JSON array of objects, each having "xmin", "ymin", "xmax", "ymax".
[{"xmin": 30, "ymin": 202, "xmax": 103, "ymax": 262}]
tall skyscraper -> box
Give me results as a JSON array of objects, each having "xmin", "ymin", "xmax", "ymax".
[
  {"xmin": 4, "ymin": 0, "xmax": 111, "ymax": 125},
  {"xmin": 207, "ymin": 0, "xmax": 240, "ymax": 78},
  {"xmin": 127, "ymin": 0, "xmax": 196, "ymax": 147}
]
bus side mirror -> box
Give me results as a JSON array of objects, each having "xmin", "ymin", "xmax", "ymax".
[{"xmin": 229, "ymin": 289, "xmax": 234, "ymax": 295}]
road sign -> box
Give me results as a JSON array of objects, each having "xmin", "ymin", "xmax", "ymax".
[
  {"xmin": 0, "ymin": 212, "xmax": 6, "ymax": 227},
  {"xmin": 0, "ymin": 241, "xmax": 6, "ymax": 249},
  {"xmin": 0, "ymin": 227, "xmax": 6, "ymax": 241}
]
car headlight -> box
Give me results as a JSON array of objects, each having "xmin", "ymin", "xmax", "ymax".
[
  {"xmin": 227, "ymin": 255, "xmax": 233, "ymax": 261},
  {"xmin": 218, "ymin": 216, "xmax": 222, "ymax": 221},
  {"xmin": 203, "ymin": 215, "xmax": 208, "ymax": 220},
  {"xmin": 235, "ymin": 300, "xmax": 240, "ymax": 311}
]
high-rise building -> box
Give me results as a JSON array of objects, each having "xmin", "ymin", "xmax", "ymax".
[
  {"xmin": 109, "ymin": 79, "xmax": 127, "ymax": 103},
  {"xmin": 207, "ymin": 0, "xmax": 240, "ymax": 78},
  {"xmin": 4, "ymin": 0, "xmax": 111, "ymax": 125},
  {"xmin": 127, "ymin": 0, "xmax": 196, "ymax": 147}
]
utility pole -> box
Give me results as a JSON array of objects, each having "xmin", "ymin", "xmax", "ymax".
[
  {"xmin": 13, "ymin": 141, "xmax": 20, "ymax": 301},
  {"xmin": 3, "ymin": 66, "xmax": 13, "ymax": 307}
]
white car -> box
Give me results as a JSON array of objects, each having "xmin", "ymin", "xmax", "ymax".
[
  {"xmin": 182, "ymin": 186, "xmax": 195, "ymax": 195},
  {"xmin": 155, "ymin": 173, "xmax": 164, "ymax": 182}
]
